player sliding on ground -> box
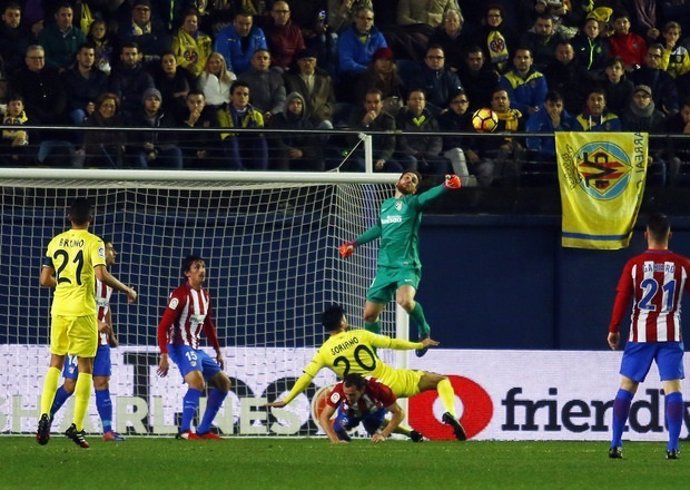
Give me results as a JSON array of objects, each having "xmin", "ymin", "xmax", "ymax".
[
  {"xmin": 339, "ymin": 171, "xmax": 462, "ymax": 357},
  {"xmin": 265, "ymin": 303, "xmax": 467, "ymax": 440},
  {"xmin": 318, "ymin": 373, "xmax": 423, "ymax": 444}
]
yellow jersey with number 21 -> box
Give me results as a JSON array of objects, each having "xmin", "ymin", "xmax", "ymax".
[{"xmin": 45, "ymin": 229, "xmax": 106, "ymax": 317}]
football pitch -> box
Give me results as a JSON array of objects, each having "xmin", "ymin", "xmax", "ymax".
[{"xmin": 1, "ymin": 437, "xmax": 688, "ymax": 489}]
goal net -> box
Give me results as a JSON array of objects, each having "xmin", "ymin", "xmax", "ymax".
[{"xmin": 0, "ymin": 169, "xmax": 402, "ymax": 437}]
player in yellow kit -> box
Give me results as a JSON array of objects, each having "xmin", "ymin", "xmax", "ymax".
[
  {"xmin": 266, "ymin": 303, "xmax": 467, "ymax": 440},
  {"xmin": 36, "ymin": 197, "xmax": 137, "ymax": 448}
]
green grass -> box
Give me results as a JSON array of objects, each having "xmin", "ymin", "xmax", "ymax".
[{"xmin": 1, "ymin": 437, "xmax": 689, "ymax": 489}]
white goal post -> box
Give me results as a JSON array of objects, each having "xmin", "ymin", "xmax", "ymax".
[{"xmin": 0, "ymin": 168, "xmax": 410, "ymax": 437}]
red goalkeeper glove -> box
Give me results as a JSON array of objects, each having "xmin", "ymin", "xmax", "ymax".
[
  {"xmin": 339, "ymin": 241, "xmax": 356, "ymax": 258},
  {"xmin": 444, "ymin": 174, "xmax": 462, "ymax": 189}
]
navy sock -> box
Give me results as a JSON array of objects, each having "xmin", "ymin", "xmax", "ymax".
[
  {"xmin": 49, "ymin": 385, "xmax": 73, "ymax": 419},
  {"xmin": 197, "ymin": 388, "xmax": 228, "ymax": 434},
  {"xmin": 181, "ymin": 388, "xmax": 202, "ymax": 433},
  {"xmin": 95, "ymin": 389, "xmax": 113, "ymax": 433},
  {"xmin": 611, "ymin": 388, "xmax": 634, "ymax": 448},
  {"xmin": 666, "ymin": 391, "xmax": 683, "ymax": 451}
]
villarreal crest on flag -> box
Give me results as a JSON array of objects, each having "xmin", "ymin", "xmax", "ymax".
[{"xmin": 555, "ymin": 132, "xmax": 648, "ymax": 249}]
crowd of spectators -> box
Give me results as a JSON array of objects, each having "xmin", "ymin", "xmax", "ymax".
[{"xmin": 1, "ymin": 0, "xmax": 690, "ymax": 185}]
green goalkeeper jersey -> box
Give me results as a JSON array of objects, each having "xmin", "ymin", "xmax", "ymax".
[{"xmin": 355, "ymin": 184, "xmax": 446, "ymax": 269}]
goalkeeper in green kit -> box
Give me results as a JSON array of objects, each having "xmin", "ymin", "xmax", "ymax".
[{"xmin": 339, "ymin": 171, "xmax": 462, "ymax": 357}]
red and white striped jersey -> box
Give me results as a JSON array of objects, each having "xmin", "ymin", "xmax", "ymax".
[
  {"xmin": 95, "ymin": 278, "xmax": 113, "ymax": 346},
  {"xmin": 157, "ymin": 282, "xmax": 220, "ymax": 353},
  {"xmin": 609, "ymin": 249, "xmax": 690, "ymax": 342},
  {"xmin": 326, "ymin": 377, "xmax": 397, "ymax": 417}
]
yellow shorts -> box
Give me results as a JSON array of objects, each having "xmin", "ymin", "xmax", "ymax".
[
  {"xmin": 378, "ymin": 368, "xmax": 424, "ymax": 398},
  {"xmin": 51, "ymin": 314, "xmax": 98, "ymax": 358}
]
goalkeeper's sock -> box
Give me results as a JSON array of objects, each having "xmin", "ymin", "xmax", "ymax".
[
  {"xmin": 364, "ymin": 321, "xmax": 380, "ymax": 334},
  {"xmin": 50, "ymin": 385, "xmax": 73, "ymax": 419},
  {"xmin": 95, "ymin": 389, "xmax": 113, "ymax": 433},
  {"xmin": 665, "ymin": 391, "xmax": 683, "ymax": 451},
  {"xmin": 39, "ymin": 367, "xmax": 61, "ymax": 416},
  {"xmin": 409, "ymin": 303, "xmax": 431, "ymax": 338},
  {"xmin": 73, "ymin": 372, "xmax": 93, "ymax": 431},
  {"xmin": 611, "ymin": 388, "xmax": 634, "ymax": 448},
  {"xmin": 181, "ymin": 388, "xmax": 202, "ymax": 432},
  {"xmin": 437, "ymin": 378, "xmax": 457, "ymax": 418},
  {"xmin": 197, "ymin": 388, "xmax": 228, "ymax": 434}
]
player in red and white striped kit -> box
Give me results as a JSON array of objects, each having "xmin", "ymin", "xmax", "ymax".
[
  {"xmin": 156, "ymin": 255, "xmax": 232, "ymax": 440},
  {"xmin": 317, "ymin": 373, "xmax": 422, "ymax": 443},
  {"xmin": 607, "ymin": 213, "xmax": 690, "ymax": 460},
  {"xmin": 49, "ymin": 239, "xmax": 127, "ymax": 441}
]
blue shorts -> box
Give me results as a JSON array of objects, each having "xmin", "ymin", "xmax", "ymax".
[
  {"xmin": 167, "ymin": 344, "xmax": 221, "ymax": 380},
  {"xmin": 332, "ymin": 405, "xmax": 386, "ymax": 435},
  {"xmin": 62, "ymin": 345, "xmax": 112, "ymax": 380},
  {"xmin": 620, "ymin": 341, "xmax": 685, "ymax": 383}
]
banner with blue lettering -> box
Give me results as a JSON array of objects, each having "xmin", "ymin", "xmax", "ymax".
[{"xmin": 555, "ymin": 132, "xmax": 648, "ymax": 249}]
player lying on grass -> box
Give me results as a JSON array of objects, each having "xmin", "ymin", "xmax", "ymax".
[
  {"xmin": 265, "ymin": 303, "xmax": 467, "ymax": 440},
  {"xmin": 318, "ymin": 373, "xmax": 423, "ymax": 443},
  {"xmin": 339, "ymin": 171, "xmax": 462, "ymax": 357}
]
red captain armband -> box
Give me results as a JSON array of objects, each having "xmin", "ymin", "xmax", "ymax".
[
  {"xmin": 444, "ymin": 174, "xmax": 462, "ymax": 189},
  {"xmin": 339, "ymin": 241, "xmax": 356, "ymax": 258}
]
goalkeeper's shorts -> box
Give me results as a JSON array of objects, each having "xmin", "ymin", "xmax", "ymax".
[{"xmin": 366, "ymin": 267, "xmax": 421, "ymax": 304}]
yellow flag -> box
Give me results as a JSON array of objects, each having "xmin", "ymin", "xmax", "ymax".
[{"xmin": 555, "ymin": 132, "xmax": 648, "ymax": 249}]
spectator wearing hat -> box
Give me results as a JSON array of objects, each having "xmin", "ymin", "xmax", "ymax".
[
  {"xmin": 336, "ymin": 5, "xmax": 387, "ymax": 102},
  {"xmin": 628, "ymin": 43, "xmax": 680, "ymax": 115},
  {"xmin": 117, "ymin": 0, "xmax": 172, "ymax": 63},
  {"xmin": 284, "ymin": 48, "xmax": 335, "ymax": 128},
  {"xmin": 408, "ymin": 45, "xmax": 463, "ymax": 116},
  {"xmin": 264, "ymin": 0, "xmax": 306, "ymax": 71},
  {"xmin": 125, "ymin": 87, "xmax": 183, "ymax": 169},
  {"xmin": 621, "ymin": 83, "xmax": 668, "ymax": 185},
  {"xmin": 354, "ymin": 47, "xmax": 405, "ymax": 113}
]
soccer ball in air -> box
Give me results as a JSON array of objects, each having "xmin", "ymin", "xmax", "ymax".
[{"xmin": 471, "ymin": 108, "xmax": 499, "ymax": 133}]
